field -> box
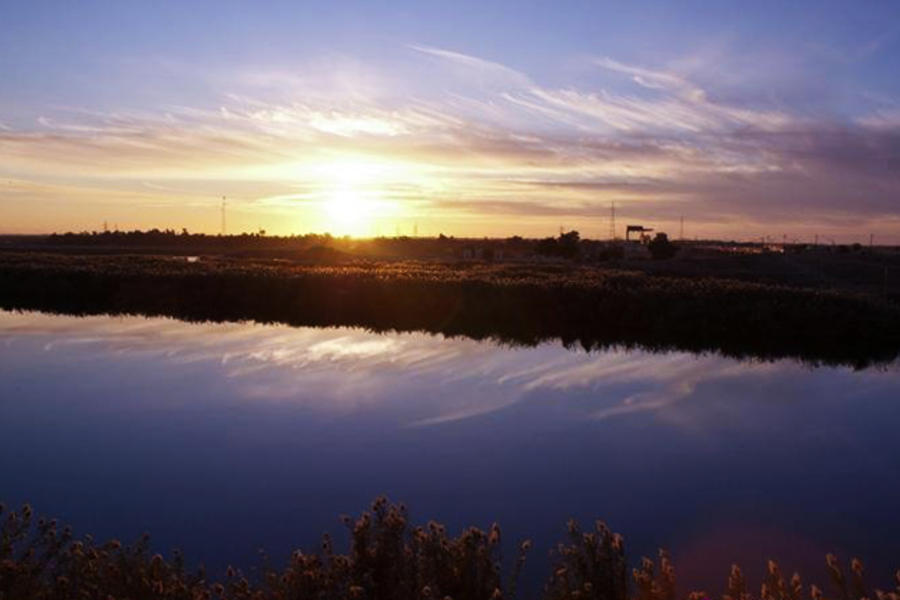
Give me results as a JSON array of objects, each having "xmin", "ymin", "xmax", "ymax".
[
  {"xmin": 1, "ymin": 244, "xmax": 899, "ymax": 367},
  {"xmin": 4, "ymin": 231, "xmax": 899, "ymax": 299}
]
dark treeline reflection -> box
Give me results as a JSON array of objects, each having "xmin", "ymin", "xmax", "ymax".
[{"xmin": 1, "ymin": 253, "xmax": 898, "ymax": 368}]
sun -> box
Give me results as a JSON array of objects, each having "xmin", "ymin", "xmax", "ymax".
[
  {"xmin": 325, "ymin": 187, "xmax": 376, "ymax": 236},
  {"xmin": 308, "ymin": 156, "xmax": 411, "ymax": 236}
]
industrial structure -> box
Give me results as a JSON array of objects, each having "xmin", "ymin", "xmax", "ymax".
[{"xmin": 625, "ymin": 225, "xmax": 654, "ymax": 242}]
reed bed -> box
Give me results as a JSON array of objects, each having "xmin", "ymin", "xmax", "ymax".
[
  {"xmin": 1, "ymin": 253, "xmax": 899, "ymax": 367},
  {"xmin": 2, "ymin": 499, "xmax": 897, "ymax": 600}
]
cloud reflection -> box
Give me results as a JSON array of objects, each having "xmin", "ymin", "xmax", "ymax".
[{"xmin": 0, "ymin": 310, "xmax": 892, "ymax": 428}]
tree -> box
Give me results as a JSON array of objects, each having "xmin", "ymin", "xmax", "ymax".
[
  {"xmin": 648, "ymin": 232, "xmax": 678, "ymax": 260},
  {"xmin": 558, "ymin": 230, "xmax": 580, "ymax": 259},
  {"xmin": 535, "ymin": 237, "xmax": 558, "ymax": 256},
  {"xmin": 535, "ymin": 231, "xmax": 581, "ymax": 259}
]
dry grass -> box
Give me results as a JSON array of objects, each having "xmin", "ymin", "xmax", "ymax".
[
  {"xmin": 1, "ymin": 252, "xmax": 899, "ymax": 367},
  {"xmin": 3, "ymin": 499, "xmax": 899, "ymax": 600}
]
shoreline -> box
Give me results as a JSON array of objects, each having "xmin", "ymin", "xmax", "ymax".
[{"xmin": 1, "ymin": 252, "xmax": 898, "ymax": 367}]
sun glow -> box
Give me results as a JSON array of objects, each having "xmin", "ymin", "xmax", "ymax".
[
  {"xmin": 325, "ymin": 187, "xmax": 378, "ymax": 236},
  {"xmin": 311, "ymin": 157, "xmax": 413, "ymax": 237}
]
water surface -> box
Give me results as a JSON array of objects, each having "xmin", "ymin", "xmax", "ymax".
[{"xmin": 1, "ymin": 310, "xmax": 899, "ymax": 589}]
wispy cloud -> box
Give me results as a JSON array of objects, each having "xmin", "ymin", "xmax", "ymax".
[
  {"xmin": 409, "ymin": 44, "xmax": 533, "ymax": 89},
  {"xmin": 2, "ymin": 45, "xmax": 899, "ymax": 239},
  {"xmin": 595, "ymin": 56, "xmax": 703, "ymax": 98}
]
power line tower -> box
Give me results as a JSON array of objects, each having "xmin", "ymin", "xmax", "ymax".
[
  {"xmin": 220, "ymin": 196, "xmax": 227, "ymax": 236},
  {"xmin": 609, "ymin": 201, "xmax": 616, "ymax": 241}
]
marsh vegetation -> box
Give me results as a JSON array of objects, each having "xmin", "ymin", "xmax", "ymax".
[
  {"xmin": 1, "ymin": 251, "xmax": 898, "ymax": 367},
  {"xmin": 2, "ymin": 498, "xmax": 897, "ymax": 600}
]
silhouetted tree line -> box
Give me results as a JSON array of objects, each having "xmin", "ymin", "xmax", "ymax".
[
  {"xmin": 39, "ymin": 229, "xmax": 688, "ymax": 263},
  {"xmin": 47, "ymin": 229, "xmax": 322, "ymax": 251},
  {"xmin": 1, "ymin": 498, "xmax": 896, "ymax": 600},
  {"xmin": 0, "ymin": 253, "xmax": 898, "ymax": 367},
  {"xmin": 536, "ymin": 231, "xmax": 583, "ymax": 259},
  {"xmin": 39, "ymin": 230, "xmax": 535, "ymax": 262},
  {"xmin": 534, "ymin": 230, "xmax": 680, "ymax": 261}
]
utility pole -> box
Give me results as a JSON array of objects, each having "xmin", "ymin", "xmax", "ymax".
[
  {"xmin": 870, "ymin": 233, "xmax": 874, "ymax": 249},
  {"xmin": 609, "ymin": 201, "xmax": 616, "ymax": 241},
  {"xmin": 221, "ymin": 196, "xmax": 227, "ymax": 236},
  {"xmin": 413, "ymin": 222, "xmax": 418, "ymax": 237},
  {"xmin": 679, "ymin": 215, "xmax": 684, "ymax": 241}
]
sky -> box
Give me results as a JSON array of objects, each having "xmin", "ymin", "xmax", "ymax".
[{"xmin": 1, "ymin": 1, "xmax": 899, "ymax": 241}]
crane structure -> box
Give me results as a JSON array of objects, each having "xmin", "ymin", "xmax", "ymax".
[{"xmin": 625, "ymin": 225, "xmax": 653, "ymax": 242}]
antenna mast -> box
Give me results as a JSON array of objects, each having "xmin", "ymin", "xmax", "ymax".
[{"xmin": 609, "ymin": 201, "xmax": 616, "ymax": 240}]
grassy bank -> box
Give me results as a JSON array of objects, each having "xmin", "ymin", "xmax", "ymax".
[
  {"xmin": 2, "ymin": 498, "xmax": 896, "ymax": 600},
  {"xmin": 1, "ymin": 252, "xmax": 899, "ymax": 367}
]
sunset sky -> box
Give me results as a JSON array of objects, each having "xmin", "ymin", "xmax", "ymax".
[{"xmin": 2, "ymin": 1, "xmax": 899, "ymax": 241}]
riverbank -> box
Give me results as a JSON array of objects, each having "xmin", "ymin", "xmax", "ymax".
[{"xmin": 1, "ymin": 252, "xmax": 898, "ymax": 367}]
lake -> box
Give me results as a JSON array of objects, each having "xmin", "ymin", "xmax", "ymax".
[{"xmin": 1, "ymin": 309, "xmax": 899, "ymax": 591}]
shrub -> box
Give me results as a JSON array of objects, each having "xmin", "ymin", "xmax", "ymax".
[
  {"xmin": 3, "ymin": 499, "xmax": 900, "ymax": 600},
  {"xmin": 648, "ymin": 233, "xmax": 678, "ymax": 260}
]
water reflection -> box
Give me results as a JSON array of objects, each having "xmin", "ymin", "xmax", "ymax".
[
  {"xmin": 1, "ymin": 310, "xmax": 899, "ymax": 591},
  {"xmin": 0, "ymin": 310, "xmax": 790, "ymax": 426}
]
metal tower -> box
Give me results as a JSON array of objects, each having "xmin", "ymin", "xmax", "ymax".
[{"xmin": 609, "ymin": 201, "xmax": 616, "ymax": 240}]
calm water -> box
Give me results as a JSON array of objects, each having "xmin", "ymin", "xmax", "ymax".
[{"xmin": 1, "ymin": 309, "xmax": 899, "ymax": 589}]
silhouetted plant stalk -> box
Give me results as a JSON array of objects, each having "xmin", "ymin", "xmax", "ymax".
[{"xmin": 3, "ymin": 499, "xmax": 900, "ymax": 600}]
